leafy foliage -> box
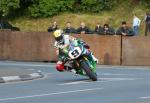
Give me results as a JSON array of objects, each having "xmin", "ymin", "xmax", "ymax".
[
  {"xmin": 140, "ymin": 0, "xmax": 150, "ymax": 9},
  {"xmin": 80, "ymin": 0, "xmax": 114, "ymax": 12},
  {"xmin": 28, "ymin": 0, "xmax": 75, "ymax": 17},
  {"xmin": 28, "ymin": 0, "xmax": 114, "ymax": 17},
  {"xmin": 0, "ymin": 0, "xmax": 149, "ymax": 18},
  {"xmin": 0, "ymin": 0, "xmax": 20, "ymax": 17}
]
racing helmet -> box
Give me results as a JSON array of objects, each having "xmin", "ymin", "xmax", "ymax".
[{"xmin": 53, "ymin": 29, "xmax": 64, "ymax": 44}]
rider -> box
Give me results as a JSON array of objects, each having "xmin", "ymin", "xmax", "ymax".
[{"xmin": 53, "ymin": 29, "xmax": 98, "ymax": 72}]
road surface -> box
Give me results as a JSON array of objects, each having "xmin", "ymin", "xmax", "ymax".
[{"xmin": 0, "ymin": 61, "xmax": 150, "ymax": 103}]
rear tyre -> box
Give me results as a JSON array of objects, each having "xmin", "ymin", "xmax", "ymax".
[{"xmin": 80, "ymin": 60, "xmax": 97, "ymax": 81}]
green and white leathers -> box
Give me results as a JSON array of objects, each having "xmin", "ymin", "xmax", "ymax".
[{"xmin": 56, "ymin": 36, "xmax": 97, "ymax": 81}]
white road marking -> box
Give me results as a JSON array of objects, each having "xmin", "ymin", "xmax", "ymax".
[
  {"xmin": 58, "ymin": 77, "xmax": 137, "ymax": 85},
  {"xmin": 58, "ymin": 79, "xmax": 101, "ymax": 85},
  {"xmin": 96, "ymin": 65, "xmax": 150, "ymax": 70},
  {"xmin": 140, "ymin": 96, "xmax": 150, "ymax": 99},
  {"xmin": 0, "ymin": 62, "xmax": 55, "ymax": 67},
  {"xmin": 58, "ymin": 80, "xmax": 106, "ymax": 85},
  {"xmin": 101, "ymin": 73, "xmax": 134, "ymax": 76},
  {"xmin": 101, "ymin": 77, "xmax": 137, "ymax": 81},
  {"xmin": 0, "ymin": 88, "xmax": 103, "ymax": 101}
]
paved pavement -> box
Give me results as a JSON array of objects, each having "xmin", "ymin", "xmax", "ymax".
[
  {"xmin": 0, "ymin": 61, "xmax": 44, "ymax": 83},
  {"xmin": 0, "ymin": 61, "xmax": 150, "ymax": 103}
]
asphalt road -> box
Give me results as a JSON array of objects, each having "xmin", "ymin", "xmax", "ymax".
[{"xmin": 0, "ymin": 61, "xmax": 150, "ymax": 103}]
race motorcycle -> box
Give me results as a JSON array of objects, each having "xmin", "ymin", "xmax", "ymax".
[{"xmin": 60, "ymin": 40, "xmax": 97, "ymax": 81}]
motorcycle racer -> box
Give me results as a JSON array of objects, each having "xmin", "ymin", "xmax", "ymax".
[{"xmin": 53, "ymin": 29, "xmax": 98, "ymax": 72}]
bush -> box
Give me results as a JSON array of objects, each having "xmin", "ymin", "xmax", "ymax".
[
  {"xmin": 140, "ymin": 0, "xmax": 150, "ymax": 9},
  {"xmin": 80, "ymin": 0, "xmax": 114, "ymax": 12},
  {"xmin": 0, "ymin": 0, "xmax": 20, "ymax": 18},
  {"xmin": 28, "ymin": 0, "xmax": 114, "ymax": 18},
  {"xmin": 4, "ymin": 0, "xmax": 147, "ymax": 18},
  {"xmin": 29, "ymin": 0, "xmax": 75, "ymax": 17}
]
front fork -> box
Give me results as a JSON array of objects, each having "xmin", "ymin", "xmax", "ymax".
[
  {"xmin": 75, "ymin": 56, "xmax": 96, "ymax": 76},
  {"xmin": 84, "ymin": 56, "xmax": 96, "ymax": 73}
]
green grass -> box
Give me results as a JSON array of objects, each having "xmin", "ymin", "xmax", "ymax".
[{"xmin": 10, "ymin": 2, "xmax": 147, "ymax": 35}]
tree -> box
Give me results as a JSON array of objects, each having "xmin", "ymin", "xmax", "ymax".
[
  {"xmin": 28, "ymin": 0, "xmax": 75, "ymax": 17},
  {"xmin": 140, "ymin": 0, "xmax": 150, "ymax": 9},
  {"xmin": 0, "ymin": 0, "xmax": 20, "ymax": 18},
  {"xmin": 80, "ymin": 0, "xmax": 114, "ymax": 12},
  {"xmin": 28, "ymin": 0, "xmax": 114, "ymax": 17}
]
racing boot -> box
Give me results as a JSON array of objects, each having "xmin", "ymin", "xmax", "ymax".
[{"xmin": 91, "ymin": 54, "xmax": 99, "ymax": 64}]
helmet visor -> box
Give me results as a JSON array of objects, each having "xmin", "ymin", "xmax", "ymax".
[{"xmin": 55, "ymin": 35, "xmax": 64, "ymax": 44}]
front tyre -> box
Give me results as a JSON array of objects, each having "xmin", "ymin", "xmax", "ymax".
[{"xmin": 80, "ymin": 60, "xmax": 97, "ymax": 81}]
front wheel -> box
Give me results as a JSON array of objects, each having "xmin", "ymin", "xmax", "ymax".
[{"xmin": 79, "ymin": 60, "xmax": 97, "ymax": 81}]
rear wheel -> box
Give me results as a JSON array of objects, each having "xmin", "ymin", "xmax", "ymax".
[{"xmin": 80, "ymin": 60, "xmax": 97, "ymax": 81}]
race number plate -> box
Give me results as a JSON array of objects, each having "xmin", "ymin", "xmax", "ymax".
[{"xmin": 68, "ymin": 47, "xmax": 82, "ymax": 59}]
